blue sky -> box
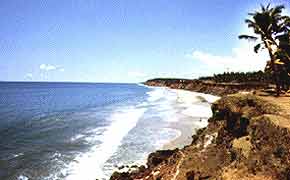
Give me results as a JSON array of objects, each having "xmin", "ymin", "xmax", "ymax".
[{"xmin": 0, "ymin": 0, "xmax": 289, "ymax": 82}]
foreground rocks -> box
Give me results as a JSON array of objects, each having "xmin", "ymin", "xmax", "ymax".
[{"xmin": 110, "ymin": 93, "xmax": 290, "ymax": 180}]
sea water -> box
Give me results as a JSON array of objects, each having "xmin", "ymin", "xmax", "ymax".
[{"xmin": 0, "ymin": 82, "xmax": 218, "ymax": 180}]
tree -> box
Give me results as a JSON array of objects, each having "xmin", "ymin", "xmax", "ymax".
[
  {"xmin": 239, "ymin": 4, "xmax": 290, "ymax": 95},
  {"xmin": 276, "ymin": 32, "xmax": 290, "ymax": 90}
]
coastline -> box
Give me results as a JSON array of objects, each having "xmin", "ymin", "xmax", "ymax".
[
  {"xmin": 110, "ymin": 81, "xmax": 225, "ymax": 179},
  {"xmin": 162, "ymin": 117, "xmax": 200, "ymax": 150},
  {"xmin": 110, "ymin": 79, "xmax": 290, "ymax": 180},
  {"xmin": 144, "ymin": 78, "xmax": 268, "ymax": 96},
  {"xmin": 161, "ymin": 89, "xmax": 220, "ymax": 150}
]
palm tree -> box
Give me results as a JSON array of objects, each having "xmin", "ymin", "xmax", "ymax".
[
  {"xmin": 277, "ymin": 32, "xmax": 290, "ymax": 90},
  {"xmin": 239, "ymin": 4, "xmax": 290, "ymax": 95}
]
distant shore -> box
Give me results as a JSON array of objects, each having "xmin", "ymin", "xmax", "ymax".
[{"xmin": 144, "ymin": 78, "xmax": 268, "ymax": 96}]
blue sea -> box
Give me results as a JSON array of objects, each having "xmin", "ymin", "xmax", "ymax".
[{"xmin": 0, "ymin": 82, "xmax": 217, "ymax": 180}]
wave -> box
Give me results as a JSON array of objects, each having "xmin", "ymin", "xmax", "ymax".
[
  {"xmin": 13, "ymin": 153, "xmax": 24, "ymax": 158},
  {"xmin": 17, "ymin": 175, "xmax": 29, "ymax": 180},
  {"xmin": 153, "ymin": 128, "xmax": 182, "ymax": 147},
  {"xmin": 181, "ymin": 104, "xmax": 213, "ymax": 118},
  {"xmin": 64, "ymin": 106, "xmax": 146, "ymax": 180},
  {"xmin": 173, "ymin": 89, "xmax": 220, "ymax": 104},
  {"xmin": 146, "ymin": 87, "xmax": 167, "ymax": 102},
  {"xmin": 146, "ymin": 88, "xmax": 179, "ymax": 122},
  {"xmin": 60, "ymin": 87, "xmax": 217, "ymax": 180},
  {"xmin": 171, "ymin": 89, "xmax": 220, "ymax": 119}
]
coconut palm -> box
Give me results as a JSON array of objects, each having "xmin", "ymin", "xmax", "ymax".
[
  {"xmin": 276, "ymin": 32, "xmax": 290, "ymax": 90},
  {"xmin": 239, "ymin": 4, "xmax": 290, "ymax": 95}
]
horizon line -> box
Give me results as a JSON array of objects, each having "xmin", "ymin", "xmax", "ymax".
[{"xmin": 0, "ymin": 80, "xmax": 142, "ymax": 84}]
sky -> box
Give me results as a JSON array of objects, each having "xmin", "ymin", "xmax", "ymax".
[{"xmin": 0, "ymin": 0, "xmax": 289, "ymax": 83}]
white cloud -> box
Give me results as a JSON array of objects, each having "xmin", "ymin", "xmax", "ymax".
[
  {"xmin": 186, "ymin": 42, "xmax": 269, "ymax": 73},
  {"xmin": 40, "ymin": 64, "xmax": 57, "ymax": 71},
  {"xmin": 25, "ymin": 73, "xmax": 33, "ymax": 79},
  {"xmin": 39, "ymin": 64, "xmax": 64, "ymax": 72},
  {"xmin": 128, "ymin": 71, "xmax": 146, "ymax": 78}
]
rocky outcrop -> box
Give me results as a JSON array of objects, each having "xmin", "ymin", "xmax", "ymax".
[{"xmin": 110, "ymin": 93, "xmax": 290, "ymax": 180}]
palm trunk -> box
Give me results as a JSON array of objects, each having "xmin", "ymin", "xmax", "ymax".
[{"xmin": 264, "ymin": 40, "xmax": 281, "ymax": 96}]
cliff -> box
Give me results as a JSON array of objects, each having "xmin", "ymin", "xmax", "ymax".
[
  {"xmin": 144, "ymin": 78, "xmax": 269, "ymax": 96},
  {"xmin": 110, "ymin": 80, "xmax": 290, "ymax": 180}
]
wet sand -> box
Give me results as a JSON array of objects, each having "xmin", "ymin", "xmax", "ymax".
[
  {"xmin": 162, "ymin": 117, "xmax": 209, "ymax": 150},
  {"xmin": 161, "ymin": 89, "xmax": 219, "ymax": 150}
]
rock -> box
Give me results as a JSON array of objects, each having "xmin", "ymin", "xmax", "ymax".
[
  {"xmin": 130, "ymin": 165, "xmax": 138, "ymax": 168},
  {"xmin": 232, "ymin": 136, "xmax": 252, "ymax": 158},
  {"xmin": 110, "ymin": 172, "xmax": 132, "ymax": 180},
  {"xmin": 186, "ymin": 171, "xmax": 195, "ymax": 180},
  {"xmin": 147, "ymin": 149, "xmax": 177, "ymax": 169}
]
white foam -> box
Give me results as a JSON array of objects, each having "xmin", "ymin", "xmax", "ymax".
[
  {"xmin": 173, "ymin": 89, "xmax": 220, "ymax": 104},
  {"xmin": 146, "ymin": 87, "xmax": 166, "ymax": 102},
  {"xmin": 170, "ymin": 89, "xmax": 220, "ymax": 120},
  {"xmin": 18, "ymin": 175, "xmax": 29, "ymax": 180},
  {"xmin": 52, "ymin": 152, "xmax": 62, "ymax": 159},
  {"xmin": 181, "ymin": 104, "xmax": 213, "ymax": 118},
  {"xmin": 64, "ymin": 106, "xmax": 146, "ymax": 180},
  {"xmin": 146, "ymin": 87, "xmax": 220, "ymax": 123},
  {"xmin": 70, "ymin": 134, "xmax": 85, "ymax": 142},
  {"xmin": 153, "ymin": 128, "xmax": 182, "ymax": 147},
  {"xmin": 146, "ymin": 87, "xmax": 177, "ymax": 103},
  {"xmin": 13, "ymin": 153, "xmax": 24, "ymax": 158},
  {"xmin": 146, "ymin": 87, "xmax": 180, "ymax": 123},
  {"xmin": 62, "ymin": 88, "xmax": 218, "ymax": 180}
]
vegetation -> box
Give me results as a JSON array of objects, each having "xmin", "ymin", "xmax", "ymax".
[
  {"xmin": 199, "ymin": 71, "xmax": 272, "ymax": 83},
  {"xmin": 239, "ymin": 4, "xmax": 290, "ymax": 95}
]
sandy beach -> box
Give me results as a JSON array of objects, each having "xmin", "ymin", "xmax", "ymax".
[{"xmin": 162, "ymin": 89, "xmax": 220, "ymax": 150}]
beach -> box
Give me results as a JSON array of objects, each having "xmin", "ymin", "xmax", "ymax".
[{"xmin": 161, "ymin": 89, "xmax": 220, "ymax": 150}]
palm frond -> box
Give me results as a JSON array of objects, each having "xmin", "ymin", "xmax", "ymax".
[
  {"xmin": 245, "ymin": 19, "xmax": 255, "ymax": 24},
  {"xmin": 264, "ymin": 39, "xmax": 274, "ymax": 45},
  {"xmin": 261, "ymin": 4, "xmax": 266, "ymax": 12},
  {"xmin": 238, "ymin": 35, "xmax": 258, "ymax": 41},
  {"xmin": 254, "ymin": 43, "xmax": 262, "ymax": 53},
  {"xmin": 283, "ymin": 16, "xmax": 290, "ymax": 26},
  {"xmin": 248, "ymin": 11, "xmax": 258, "ymax": 16},
  {"xmin": 247, "ymin": 22, "xmax": 265, "ymax": 35},
  {"xmin": 276, "ymin": 15, "xmax": 289, "ymax": 21},
  {"xmin": 267, "ymin": 24, "xmax": 273, "ymax": 32},
  {"xmin": 271, "ymin": 5, "xmax": 285, "ymax": 16}
]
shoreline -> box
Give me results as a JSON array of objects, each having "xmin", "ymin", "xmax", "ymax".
[
  {"xmin": 109, "ymin": 84, "xmax": 221, "ymax": 178},
  {"xmin": 139, "ymin": 84, "xmax": 220, "ymax": 150},
  {"xmin": 162, "ymin": 117, "xmax": 207, "ymax": 150},
  {"xmin": 144, "ymin": 78, "xmax": 268, "ymax": 96},
  {"xmin": 161, "ymin": 88, "xmax": 220, "ymax": 150},
  {"xmin": 110, "ymin": 79, "xmax": 290, "ymax": 180}
]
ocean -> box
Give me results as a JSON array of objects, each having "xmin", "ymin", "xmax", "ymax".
[{"xmin": 0, "ymin": 82, "xmax": 218, "ymax": 180}]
